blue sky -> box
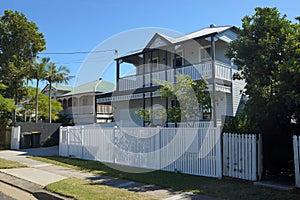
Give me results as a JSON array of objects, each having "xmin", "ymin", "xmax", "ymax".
[{"xmin": 1, "ymin": 0, "xmax": 299, "ymax": 87}]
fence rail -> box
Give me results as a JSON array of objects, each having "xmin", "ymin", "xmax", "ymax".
[
  {"xmin": 59, "ymin": 126, "xmax": 222, "ymax": 178},
  {"xmin": 223, "ymin": 133, "xmax": 262, "ymax": 181}
]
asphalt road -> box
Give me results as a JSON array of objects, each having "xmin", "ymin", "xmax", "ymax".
[
  {"xmin": 0, "ymin": 191, "xmax": 16, "ymax": 200},
  {"xmin": 0, "ymin": 182, "xmax": 37, "ymax": 200}
]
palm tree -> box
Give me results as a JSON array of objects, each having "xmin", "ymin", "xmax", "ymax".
[
  {"xmin": 45, "ymin": 63, "xmax": 70, "ymax": 123},
  {"xmin": 31, "ymin": 57, "xmax": 50, "ymax": 123}
]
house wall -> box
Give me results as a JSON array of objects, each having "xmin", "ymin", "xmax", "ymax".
[
  {"xmin": 214, "ymin": 92, "xmax": 234, "ymax": 121},
  {"xmin": 59, "ymin": 95, "xmax": 96, "ymax": 125},
  {"xmin": 112, "ymin": 94, "xmax": 236, "ymax": 126},
  {"xmin": 232, "ymin": 76, "xmax": 246, "ymax": 116},
  {"xmin": 113, "ymin": 99, "xmax": 144, "ymax": 127},
  {"xmin": 215, "ymin": 40, "xmax": 231, "ymax": 64}
]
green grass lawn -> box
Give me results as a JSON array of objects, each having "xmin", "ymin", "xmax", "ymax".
[
  {"xmin": 0, "ymin": 158, "xmax": 27, "ymax": 169},
  {"xmin": 46, "ymin": 177, "xmax": 153, "ymax": 200},
  {"xmin": 32, "ymin": 156, "xmax": 300, "ymax": 200}
]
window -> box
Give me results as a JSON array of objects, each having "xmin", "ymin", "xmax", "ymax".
[
  {"xmin": 175, "ymin": 50, "xmax": 183, "ymax": 67},
  {"xmin": 199, "ymin": 46, "xmax": 211, "ymax": 62}
]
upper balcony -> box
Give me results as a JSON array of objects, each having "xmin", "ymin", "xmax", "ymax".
[{"xmin": 118, "ymin": 60, "xmax": 233, "ymax": 91}]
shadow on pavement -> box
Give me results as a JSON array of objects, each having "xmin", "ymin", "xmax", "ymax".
[
  {"xmin": 18, "ymin": 146, "xmax": 59, "ymax": 157},
  {"xmin": 33, "ymin": 191, "xmax": 66, "ymax": 200}
]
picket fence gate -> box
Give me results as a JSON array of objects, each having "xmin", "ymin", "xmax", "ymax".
[
  {"xmin": 60, "ymin": 126, "xmax": 222, "ymax": 178},
  {"xmin": 223, "ymin": 133, "xmax": 262, "ymax": 181}
]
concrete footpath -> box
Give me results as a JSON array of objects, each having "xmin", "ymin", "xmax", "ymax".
[{"xmin": 0, "ymin": 146, "xmax": 220, "ymax": 200}]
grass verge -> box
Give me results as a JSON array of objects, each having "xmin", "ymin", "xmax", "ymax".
[
  {"xmin": 0, "ymin": 158, "xmax": 27, "ymax": 169},
  {"xmin": 46, "ymin": 177, "xmax": 153, "ymax": 200},
  {"xmin": 32, "ymin": 156, "xmax": 300, "ymax": 200}
]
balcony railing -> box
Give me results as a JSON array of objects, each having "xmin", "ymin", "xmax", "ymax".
[{"xmin": 118, "ymin": 61, "xmax": 232, "ymax": 91}]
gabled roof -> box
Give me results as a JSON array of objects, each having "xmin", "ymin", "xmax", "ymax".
[
  {"xmin": 145, "ymin": 33, "xmax": 174, "ymax": 49},
  {"xmin": 53, "ymin": 84, "xmax": 74, "ymax": 91},
  {"xmin": 41, "ymin": 83, "xmax": 73, "ymax": 94},
  {"xmin": 59, "ymin": 79, "xmax": 115, "ymax": 97},
  {"xmin": 117, "ymin": 25, "xmax": 237, "ymax": 60},
  {"xmin": 172, "ymin": 25, "xmax": 235, "ymax": 43}
]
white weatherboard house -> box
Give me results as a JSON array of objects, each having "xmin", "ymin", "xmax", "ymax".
[
  {"xmin": 61, "ymin": 27, "xmax": 263, "ymax": 181},
  {"xmin": 97, "ymin": 25, "xmax": 245, "ymax": 127}
]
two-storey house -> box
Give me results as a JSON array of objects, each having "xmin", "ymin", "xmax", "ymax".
[{"xmin": 97, "ymin": 25, "xmax": 245, "ymax": 127}]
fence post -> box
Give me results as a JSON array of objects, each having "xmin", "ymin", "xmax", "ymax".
[
  {"xmin": 251, "ymin": 134, "xmax": 257, "ymax": 181},
  {"xmin": 10, "ymin": 126, "xmax": 20, "ymax": 150},
  {"xmin": 257, "ymin": 134, "xmax": 263, "ymax": 181},
  {"xmin": 293, "ymin": 135, "xmax": 300, "ymax": 187},
  {"xmin": 222, "ymin": 133, "xmax": 228, "ymax": 176},
  {"xmin": 81, "ymin": 126, "xmax": 84, "ymax": 159},
  {"xmin": 59, "ymin": 126, "xmax": 62, "ymax": 156},
  {"xmin": 216, "ymin": 126, "xmax": 222, "ymax": 179},
  {"xmin": 156, "ymin": 126, "xmax": 161, "ymax": 170},
  {"xmin": 113, "ymin": 126, "xmax": 117, "ymax": 163},
  {"xmin": 67, "ymin": 126, "xmax": 70, "ymax": 156}
]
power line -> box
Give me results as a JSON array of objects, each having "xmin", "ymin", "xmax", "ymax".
[{"xmin": 39, "ymin": 49, "xmax": 118, "ymax": 55}]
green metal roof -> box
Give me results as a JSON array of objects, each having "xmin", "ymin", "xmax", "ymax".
[
  {"xmin": 52, "ymin": 84, "xmax": 74, "ymax": 91},
  {"xmin": 59, "ymin": 79, "xmax": 115, "ymax": 97}
]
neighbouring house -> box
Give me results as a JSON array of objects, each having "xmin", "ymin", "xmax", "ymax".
[
  {"xmin": 96, "ymin": 25, "xmax": 245, "ymax": 127},
  {"xmin": 42, "ymin": 79, "xmax": 115, "ymax": 125}
]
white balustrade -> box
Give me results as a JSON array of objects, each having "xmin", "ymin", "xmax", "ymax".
[{"xmin": 118, "ymin": 61, "xmax": 232, "ymax": 91}]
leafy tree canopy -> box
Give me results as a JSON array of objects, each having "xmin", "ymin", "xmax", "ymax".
[
  {"xmin": 0, "ymin": 10, "xmax": 46, "ymax": 125},
  {"xmin": 135, "ymin": 74, "xmax": 211, "ymax": 125},
  {"xmin": 227, "ymin": 7, "xmax": 300, "ymax": 133},
  {"xmin": 20, "ymin": 87, "xmax": 62, "ymax": 121},
  {"xmin": 0, "ymin": 10, "xmax": 46, "ymax": 89}
]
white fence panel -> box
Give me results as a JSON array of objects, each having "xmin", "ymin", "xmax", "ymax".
[
  {"xmin": 223, "ymin": 133, "xmax": 262, "ymax": 181},
  {"xmin": 293, "ymin": 135, "xmax": 300, "ymax": 187},
  {"xmin": 10, "ymin": 126, "xmax": 20, "ymax": 150},
  {"xmin": 59, "ymin": 126, "xmax": 222, "ymax": 178},
  {"xmin": 59, "ymin": 126, "xmax": 69, "ymax": 157},
  {"xmin": 67, "ymin": 126, "xmax": 84, "ymax": 158}
]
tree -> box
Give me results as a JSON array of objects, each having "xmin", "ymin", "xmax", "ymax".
[
  {"xmin": 157, "ymin": 74, "xmax": 210, "ymax": 123},
  {"xmin": 226, "ymin": 7, "xmax": 300, "ymax": 133},
  {"xmin": 0, "ymin": 10, "xmax": 46, "ymax": 126},
  {"xmin": 226, "ymin": 7, "xmax": 300, "ymax": 173},
  {"xmin": 45, "ymin": 63, "xmax": 70, "ymax": 123},
  {"xmin": 0, "ymin": 84, "xmax": 16, "ymax": 127},
  {"xmin": 31, "ymin": 57, "xmax": 50, "ymax": 123},
  {"xmin": 21, "ymin": 86, "xmax": 62, "ymax": 121},
  {"xmin": 135, "ymin": 74, "xmax": 211, "ymax": 126}
]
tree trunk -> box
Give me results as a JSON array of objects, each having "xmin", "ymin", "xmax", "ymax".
[
  {"xmin": 48, "ymin": 82, "xmax": 52, "ymax": 123},
  {"xmin": 35, "ymin": 79, "xmax": 39, "ymax": 123}
]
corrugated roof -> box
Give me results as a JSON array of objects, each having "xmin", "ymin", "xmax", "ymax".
[
  {"xmin": 59, "ymin": 79, "xmax": 115, "ymax": 97},
  {"xmin": 52, "ymin": 84, "xmax": 74, "ymax": 91},
  {"xmin": 116, "ymin": 25, "xmax": 235, "ymax": 59},
  {"xmin": 157, "ymin": 33, "xmax": 176, "ymax": 43},
  {"xmin": 172, "ymin": 26, "xmax": 233, "ymax": 43}
]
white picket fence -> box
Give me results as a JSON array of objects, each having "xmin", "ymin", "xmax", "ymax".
[
  {"xmin": 60, "ymin": 126, "xmax": 222, "ymax": 178},
  {"xmin": 293, "ymin": 135, "xmax": 300, "ymax": 187},
  {"xmin": 59, "ymin": 126, "xmax": 264, "ymax": 181},
  {"xmin": 223, "ymin": 133, "xmax": 262, "ymax": 181}
]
